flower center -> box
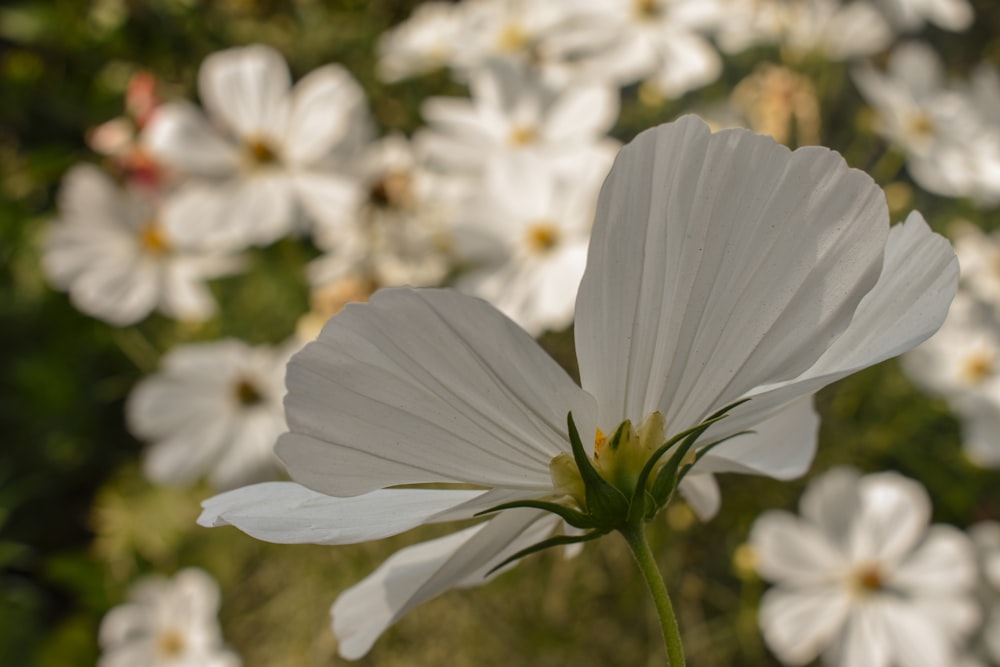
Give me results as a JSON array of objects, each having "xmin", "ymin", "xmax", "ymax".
[
  {"xmin": 852, "ymin": 563, "xmax": 884, "ymax": 594},
  {"xmin": 525, "ymin": 221, "xmax": 560, "ymax": 254},
  {"xmin": 233, "ymin": 377, "xmax": 264, "ymax": 406},
  {"xmin": 634, "ymin": 0, "xmax": 662, "ymax": 19},
  {"xmin": 245, "ymin": 137, "xmax": 280, "ymax": 167},
  {"xmin": 907, "ymin": 113, "xmax": 936, "ymax": 140},
  {"xmin": 369, "ymin": 170, "xmax": 413, "ymax": 211},
  {"xmin": 139, "ymin": 220, "xmax": 170, "ymax": 254},
  {"xmin": 960, "ymin": 350, "xmax": 994, "ymax": 385},
  {"xmin": 550, "ymin": 412, "xmax": 666, "ymax": 508},
  {"xmin": 508, "ymin": 125, "xmax": 538, "ymax": 147},
  {"xmin": 156, "ymin": 628, "xmax": 186, "ymax": 658},
  {"xmin": 496, "ymin": 23, "xmax": 528, "ymax": 53}
]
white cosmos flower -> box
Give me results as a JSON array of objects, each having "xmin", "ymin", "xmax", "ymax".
[
  {"xmin": 200, "ymin": 116, "xmax": 957, "ymax": 659},
  {"xmin": 98, "ymin": 568, "xmax": 240, "ymax": 667},
  {"xmin": 127, "ymin": 338, "xmax": 296, "ymax": 490},
  {"xmin": 751, "ymin": 467, "xmax": 979, "ymax": 667},
  {"xmin": 874, "ymin": 0, "xmax": 974, "ymax": 31},
  {"xmin": 416, "ymin": 59, "xmax": 619, "ymax": 176},
  {"xmin": 42, "ymin": 164, "xmax": 241, "ymax": 326},
  {"xmin": 144, "ymin": 44, "xmax": 369, "ymax": 250},
  {"xmin": 452, "ymin": 151, "xmax": 612, "ymax": 335},
  {"xmin": 969, "ymin": 522, "xmax": 1000, "ymax": 664}
]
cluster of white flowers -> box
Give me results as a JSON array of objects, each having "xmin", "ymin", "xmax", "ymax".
[
  {"xmin": 36, "ymin": 0, "xmax": 1000, "ymax": 663},
  {"xmin": 98, "ymin": 568, "xmax": 239, "ymax": 667},
  {"xmin": 904, "ymin": 223, "xmax": 1000, "ymax": 468},
  {"xmin": 854, "ymin": 42, "xmax": 1000, "ymax": 205}
]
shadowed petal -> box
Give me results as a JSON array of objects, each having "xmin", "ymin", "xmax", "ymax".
[
  {"xmin": 277, "ymin": 288, "xmax": 596, "ymax": 497},
  {"xmin": 331, "ymin": 509, "xmax": 559, "ymax": 660},
  {"xmin": 576, "ymin": 115, "xmax": 888, "ymax": 434}
]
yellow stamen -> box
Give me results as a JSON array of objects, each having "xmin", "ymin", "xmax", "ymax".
[
  {"xmin": 156, "ymin": 628, "xmax": 186, "ymax": 658},
  {"xmin": 593, "ymin": 427, "xmax": 607, "ymax": 457},
  {"xmin": 635, "ymin": 0, "xmax": 662, "ymax": 19},
  {"xmin": 852, "ymin": 564, "xmax": 884, "ymax": 594},
  {"xmin": 246, "ymin": 137, "xmax": 279, "ymax": 166},
  {"xmin": 525, "ymin": 222, "xmax": 560, "ymax": 254},
  {"xmin": 233, "ymin": 377, "xmax": 264, "ymax": 406},
  {"xmin": 496, "ymin": 23, "xmax": 528, "ymax": 52},
  {"xmin": 508, "ymin": 125, "xmax": 537, "ymax": 146},
  {"xmin": 960, "ymin": 351, "xmax": 994, "ymax": 385},
  {"xmin": 907, "ymin": 113, "xmax": 936, "ymax": 139},
  {"xmin": 139, "ymin": 221, "xmax": 169, "ymax": 254}
]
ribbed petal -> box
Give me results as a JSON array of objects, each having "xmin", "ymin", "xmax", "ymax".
[
  {"xmin": 143, "ymin": 102, "xmax": 241, "ymax": 177},
  {"xmin": 284, "ymin": 64, "xmax": 367, "ymax": 166},
  {"xmin": 277, "ymin": 287, "xmax": 596, "ymax": 496},
  {"xmin": 198, "ymin": 482, "xmax": 488, "ymax": 544},
  {"xmin": 575, "ymin": 116, "xmax": 887, "ymax": 435},
  {"xmin": 331, "ymin": 509, "xmax": 558, "ymax": 660},
  {"xmin": 704, "ymin": 211, "xmax": 958, "ymax": 442},
  {"xmin": 198, "ymin": 44, "xmax": 291, "ymax": 141},
  {"xmin": 759, "ymin": 586, "xmax": 850, "ymax": 666},
  {"xmin": 751, "ymin": 511, "xmax": 847, "ymax": 585}
]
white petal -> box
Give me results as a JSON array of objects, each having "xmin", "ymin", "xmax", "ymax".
[
  {"xmin": 759, "ymin": 586, "xmax": 850, "ymax": 665},
  {"xmin": 198, "ymin": 44, "xmax": 291, "ymax": 140},
  {"xmin": 331, "ymin": 509, "xmax": 558, "ymax": 659},
  {"xmin": 706, "ymin": 211, "xmax": 958, "ymax": 440},
  {"xmin": 879, "ymin": 597, "xmax": 955, "ymax": 667},
  {"xmin": 198, "ymin": 482, "xmax": 487, "ymax": 544},
  {"xmin": 143, "ymin": 102, "xmax": 240, "ymax": 177},
  {"xmin": 575, "ymin": 116, "xmax": 888, "ymax": 434},
  {"xmin": 849, "ymin": 472, "xmax": 930, "ymax": 565},
  {"xmin": 277, "ymin": 287, "xmax": 596, "ymax": 496},
  {"xmin": 750, "ymin": 511, "xmax": 846, "ymax": 585},
  {"xmin": 828, "ymin": 602, "xmax": 892, "ymax": 667},
  {"xmin": 891, "ymin": 525, "xmax": 977, "ymax": 595},
  {"xmin": 693, "ymin": 396, "xmax": 818, "ymax": 480},
  {"xmin": 284, "ymin": 64, "xmax": 367, "ymax": 165},
  {"xmin": 541, "ymin": 83, "xmax": 618, "ymax": 144},
  {"xmin": 799, "ymin": 466, "xmax": 862, "ymax": 545},
  {"xmin": 678, "ymin": 472, "xmax": 720, "ymax": 520}
]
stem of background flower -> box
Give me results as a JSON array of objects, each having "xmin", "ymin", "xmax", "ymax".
[{"xmin": 620, "ymin": 523, "xmax": 686, "ymax": 667}]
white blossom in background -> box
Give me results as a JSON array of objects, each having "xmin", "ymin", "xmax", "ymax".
[
  {"xmin": 309, "ymin": 133, "xmax": 456, "ymax": 291},
  {"xmin": 564, "ymin": 0, "xmax": 723, "ymax": 99},
  {"xmin": 200, "ymin": 117, "xmax": 957, "ymax": 659},
  {"xmin": 715, "ymin": 0, "xmax": 893, "ymax": 61},
  {"xmin": 854, "ymin": 42, "xmax": 1000, "ymax": 205},
  {"xmin": 98, "ymin": 568, "xmax": 240, "ymax": 667},
  {"xmin": 416, "ymin": 59, "xmax": 619, "ymax": 176},
  {"xmin": 144, "ymin": 44, "xmax": 370, "ymax": 251},
  {"xmin": 751, "ymin": 467, "xmax": 979, "ymax": 667},
  {"xmin": 127, "ymin": 338, "xmax": 296, "ymax": 490},
  {"xmin": 451, "ymin": 151, "xmax": 611, "ymax": 335},
  {"xmin": 42, "ymin": 164, "xmax": 242, "ymax": 326},
  {"xmin": 874, "ymin": 0, "xmax": 974, "ymax": 31},
  {"xmin": 376, "ymin": 2, "xmax": 465, "ymax": 82},
  {"xmin": 903, "ymin": 223, "xmax": 1000, "ymax": 468},
  {"xmin": 970, "ymin": 522, "xmax": 1000, "ymax": 665}
]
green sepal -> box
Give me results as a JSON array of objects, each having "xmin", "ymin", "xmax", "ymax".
[
  {"xmin": 636, "ymin": 398, "xmax": 752, "ymax": 522},
  {"xmin": 675, "ymin": 430, "xmax": 757, "ymax": 483},
  {"xmin": 485, "ymin": 529, "xmax": 609, "ymax": 576},
  {"xmin": 474, "ymin": 498, "xmax": 596, "ymax": 530},
  {"xmin": 567, "ymin": 412, "xmax": 629, "ymax": 528}
]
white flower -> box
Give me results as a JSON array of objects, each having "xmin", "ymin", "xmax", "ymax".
[
  {"xmin": 969, "ymin": 522, "xmax": 1000, "ymax": 664},
  {"xmin": 200, "ymin": 116, "xmax": 957, "ymax": 659},
  {"xmin": 874, "ymin": 0, "xmax": 974, "ymax": 31},
  {"xmin": 416, "ymin": 59, "xmax": 619, "ymax": 176},
  {"xmin": 145, "ymin": 44, "xmax": 369, "ymax": 250},
  {"xmin": 566, "ymin": 0, "xmax": 724, "ymax": 97},
  {"xmin": 98, "ymin": 568, "xmax": 240, "ymax": 667},
  {"xmin": 42, "ymin": 164, "xmax": 241, "ymax": 326},
  {"xmin": 452, "ymin": 151, "xmax": 611, "ymax": 334},
  {"xmin": 716, "ymin": 0, "xmax": 893, "ymax": 61},
  {"xmin": 376, "ymin": 2, "xmax": 465, "ymax": 82},
  {"xmin": 127, "ymin": 338, "xmax": 295, "ymax": 490},
  {"xmin": 751, "ymin": 467, "xmax": 979, "ymax": 667}
]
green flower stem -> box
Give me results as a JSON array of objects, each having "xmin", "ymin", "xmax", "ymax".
[{"xmin": 620, "ymin": 523, "xmax": 686, "ymax": 667}]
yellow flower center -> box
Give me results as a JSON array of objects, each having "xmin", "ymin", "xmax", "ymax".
[
  {"xmin": 852, "ymin": 563, "xmax": 884, "ymax": 594},
  {"xmin": 508, "ymin": 125, "xmax": 538, "ymax": 147},
  {"xmin": 156, "ymin": 628, "xmax": 186, "ymax": 658},
  {"xmin": 550, "ymin": 413, "xmax": 666, "ymax": 508},
  {"xmin": 245, "ymin": 137, "xmax": 280, "ymax": 167},
  {"xmin": 635, "ymin": 0, "xmax": 662, "ymax": 19},
  {"xmin": 369, "ymin": 170, "xmax": 413, "ymax": 210},
  {"xmin": 139, "ymin": 220, "xmax": 170, "ymax": 254},
  {"xmin": 497, "ymin": 23, "xmax": 528, "ymax": 53},
  {"xmin": 525, "ymin": 222, "xmax": 560, "ymax": 254},
  {"xmin": 907, "ymin": 113, "xmax": 936, "ymax": 140},
  {"xmin": 233, "ymin": 377, "xmax": 264, "ymax": 406},
  {"xmin": 960, "ymin": 350, "xmax": 995, "ymax": 385}
]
